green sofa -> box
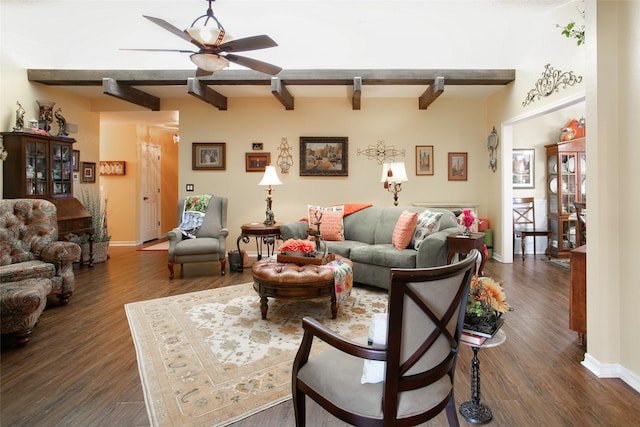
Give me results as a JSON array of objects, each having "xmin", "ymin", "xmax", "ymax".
[{"xmin": 280, "ymin": 206, "xmax": 460, "ymax": 290}]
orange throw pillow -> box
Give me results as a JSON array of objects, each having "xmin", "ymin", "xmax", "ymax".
[
  {"xmin": 308, "ymin": 205, "xmax": 345, "ymax": 241},
  {"xmin": 392, "ymin": 210, "xmax": 418, "ymax": 250}
]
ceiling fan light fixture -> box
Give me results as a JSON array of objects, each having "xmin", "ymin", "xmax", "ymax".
[
  {"xmin": 190, "ymin": 53, "xmax": 230, "ymax": 71},
  {"xmin": 186, "ymin": 25, "xmax": 233, "ymax": 46}
]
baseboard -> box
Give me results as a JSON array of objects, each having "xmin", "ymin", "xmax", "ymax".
[{"xmin": 582, "ymin": 353, "xmax": 640, "ymax": 393}]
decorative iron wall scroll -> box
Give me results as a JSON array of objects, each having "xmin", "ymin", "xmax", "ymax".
[
  {"xmin": 522, "ymin": 64, "xmax": 583, "ymax": 106},
  {"xmin": 357, "ymin": 140, "xmax": 405, "ymax": 164}
]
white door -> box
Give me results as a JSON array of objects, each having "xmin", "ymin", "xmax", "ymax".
[{"xmin": 141, "ymin": 142, "xmax": 161, "ymax": 242}]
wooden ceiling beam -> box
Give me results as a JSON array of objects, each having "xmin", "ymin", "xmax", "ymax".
[
  {"xmin": 352, "ymin": 77, "xmax": 362, "ymax": 110},
  {"xmin": 418, "ymin": 76, "xmax": 445, "ymax": 110},
  {"xmin": 102, "ymin": 78, "xmax": 160, "ymax": 111},
  {"xmin": 271, "ymin": 77, "xmax": 294, "ymax": 110},
  {"xmin": 29, "ymin": 69, "xmax": 515, "ymax": 87},
  {"xmin": 187, "ymin": 78, "xmax": 227, "ymax": 110}
]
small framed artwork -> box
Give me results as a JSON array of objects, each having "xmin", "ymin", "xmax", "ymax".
[
  {"xmin": 245, "ymin": 152, "xmax": 271, "ymax": 172},
  {"xmin": 299, "ymin": 136, "xmax": 348, "ymax": 177},
  {"xmin": 99, "ymin": 161, "xmax": 126, "ymax": 176},
  {"xmin": 448, "ymin": 152, "xmax": 467, "ymax": 181},
  {"xmin": 192, "ymin": 142, "xmax": 226, "ymax": 170},
  {"xmin": 252, "ymin": 142, "xmax": 263, "ymax": 150},
  {"xmin": 512, "ymin": 148, "xmax": 535, "ymax": 188},
  {"xmin": 81, "ymin": 162, "xmax": 96, "ymax": 183},
  {"xmin": 415, "ymin": 145, "xmax": 434, "ymax": 176},
  {"xmin": 72, "ymin": 150, "xmax": 80, "ymax": 172}
]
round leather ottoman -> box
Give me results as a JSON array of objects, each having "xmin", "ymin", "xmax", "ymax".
[{"xmin": 251, "ymin": 255, "xmax": 352, "ymax": 320}]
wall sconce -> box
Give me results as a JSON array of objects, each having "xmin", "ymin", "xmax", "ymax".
[
  {"xmin": 277, "ymin": 137, "xmax": 293, "ymax": 173},
  {"xmin": 381, "ymin": 162, "xmax": 408, "ymax": 206},
  {"xmin": 258, "ymin": 165, "xmax": 283, "ymax": 226},
  {"xmin": 173, "ymin": 133, "xmax": 180, "ymax": 144},
  {"xmin": 487, "ymin": 126, "xmax": 498, "ymax": 172}
]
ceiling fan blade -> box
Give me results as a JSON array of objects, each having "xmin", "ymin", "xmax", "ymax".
[
  {"xmin": 121, "ymin": 48, "xmax": 196, "ymax": 54},
  {"xmin": 143, "ymin": 15, "xmax": 205, "ymax": 48},
  {"xmin": 225, "ymin": 54, "xmax": 282, "ymax": 75},
  {"xmin": 218, "ymin": 35, "xmax": 278, "ymax": 52}
]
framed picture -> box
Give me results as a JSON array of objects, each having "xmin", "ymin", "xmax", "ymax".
[
  {"xmin": 299, "ymin": 136, "xmax": 348, "ymax": 177},
  {"xmin": 81, "ymin": 162, "xmax": 96, "ymax": 183},
  {"xmin": 252, "ymin": 142, "xmax": 263, "ymax": 150},
  {"xmin": 192, "ymin": 142, "xmax": 226, "ymax": 170},
  {"xmin": 415, "ymin": 145, "xmax": 434, "ymax": 176},
  {"xmin": 245, "ymin": 152, "xmax": 271, "ymax": 172},
  {"xmin": 72, "ymin": 150, "xmax": 80, "ymax": 172},
  {"xmin": 448, "ymin": 152, "xmax": 467, "ymax": 181},
  {"xmin": 512, "ymin": 148, "xmax": 535, "ymax": 188},
  {"xmin": 99, "ymin": 161, "xmax": 126, "ymax": 176}
]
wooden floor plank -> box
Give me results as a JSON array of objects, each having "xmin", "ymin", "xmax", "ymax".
[{"xmin": 1, "ymin": 247, "xmax": 639, "ymax": 426}]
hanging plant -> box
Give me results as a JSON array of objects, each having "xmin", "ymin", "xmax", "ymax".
[{"xmin": 558, "ymin": 5, "xmax": 585, "ymax": 46}]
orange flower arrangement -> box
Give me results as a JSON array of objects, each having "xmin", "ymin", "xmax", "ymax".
[
  {"xmin": 465, "ymin": 276, "xmax": 509, "ymax": 330},
  {"xmin": 280, "ymin": 239, "xmax": 316, "ymax": 255}
]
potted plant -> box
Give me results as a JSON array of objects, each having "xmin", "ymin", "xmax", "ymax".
[{"xmin": 77, "ymin": 187, "xmax": 111, "ymax": 263}]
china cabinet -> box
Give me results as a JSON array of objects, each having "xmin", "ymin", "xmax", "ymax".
[
  {"xmin": 545, "ymin": 137, "xmax": 586, "ymax": 258},
  {"xmin": 2, "ymin": 132, "xmax": 94, "ymax": 265}
]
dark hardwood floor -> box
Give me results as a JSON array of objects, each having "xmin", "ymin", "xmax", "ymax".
[{"xmin": 2, "ymin": 246, "xmax": 639, "ymax": 426}]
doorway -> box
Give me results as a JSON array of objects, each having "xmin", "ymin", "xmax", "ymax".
[
  {"xmin": 141, "ymin": 142, "xmax": 161, "ymax": 242},
  {"xmin": 500, "ymin": 92, "xmax": 586, "ymax": 263}
]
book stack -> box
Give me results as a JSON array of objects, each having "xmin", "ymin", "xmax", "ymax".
[
  {"xmin": 461, "ymin": 317, "xmax": 505, "ymax": 347},
  {"xmin": 460, "ymin": 331, "xmax": 488, "ymax": 346}
]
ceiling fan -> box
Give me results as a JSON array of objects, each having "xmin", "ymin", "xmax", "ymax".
[{"xmin": 126, "ymin": 0, "xmax": 282, "ymax": 76}]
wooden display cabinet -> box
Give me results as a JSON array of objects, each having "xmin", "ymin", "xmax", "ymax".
[
  {"xmin": 2, "ymin": 132, "xmax": 94, "ymax": 265},
  {"xmin": 545, "ymin": 137, "xmax": 586, "ymax": 258}
]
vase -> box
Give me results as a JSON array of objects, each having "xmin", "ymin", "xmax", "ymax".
[
  {"xmin": 463, "ymin": 227, "xmax": 472, "ymax": 236},
  {"xmin": 36, "ymin": 100, "xmax": 55, "ymax": 134}
]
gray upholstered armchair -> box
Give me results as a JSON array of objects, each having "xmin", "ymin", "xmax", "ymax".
[{"xmin": 166, "ymin": 196, "xmax": 228, "ymax": 279}]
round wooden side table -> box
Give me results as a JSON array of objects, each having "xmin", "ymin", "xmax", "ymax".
[
  {"xmin": 235, "ymin": 222, "xmax": 281, "ymax": 272},
  {"xmin": 459, "ymin": 329, "xmax": 506, "ymax": 424}
]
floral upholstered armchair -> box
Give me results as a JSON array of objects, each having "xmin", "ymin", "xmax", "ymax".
[{"xmin": 0, "ymin": 199, "xmax": 81, "ymax": 305}]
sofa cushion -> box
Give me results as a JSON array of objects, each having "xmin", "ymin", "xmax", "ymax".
[
  {"xmin": 308, "ymin": 205, "xmax": 344, "ymax": 241},
  {"xmin": 392, "ymin": 210, "xmax": 418, "ymax": 250},
  {"xmin": 325, "ymin": 240, "xmax": 370, "ymax": 259},
  {"xmin": 0, "ymin": 260, "xmax": 56, "ymax": 283},
  {"xmin": 412, "ymin": 210, "xmax": 444, "ymax": 250},
  {"xmin": 350, "ymin": 244, "xmax": 416, "ymax": 269}
]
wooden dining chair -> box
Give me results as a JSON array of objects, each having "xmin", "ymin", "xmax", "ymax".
[
  {"xmin": 574, "ymin": 201, "xmax": 586, "ymax": 247},
  {"xmin": 292, "ymin": 251, "xmax": 478, "ymax": 427},
  {"xmin": 512, "ymin": 197, "xmax": 551, "ymax": 261}
]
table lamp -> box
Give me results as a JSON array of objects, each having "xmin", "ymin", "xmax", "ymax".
[
  {"xmin": 259, "ymin": 165, "xmax": 283, "ymax": 226},
  {"xmin": 381, "ymin": 162, "xmax": 408, "ymax": 206}
]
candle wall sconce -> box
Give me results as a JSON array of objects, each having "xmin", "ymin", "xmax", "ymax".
[{"xmin": 277, "ymin": 137, "xmax": 293, "ymax": 173}]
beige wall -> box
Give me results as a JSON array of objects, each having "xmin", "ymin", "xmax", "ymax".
[{"xmin": 162, "ymin": 95, "xmax": 493, "ymax": 241}]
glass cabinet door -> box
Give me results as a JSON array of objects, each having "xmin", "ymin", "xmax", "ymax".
[
  {"xmin": 51, "ymin": 142, "xmax": 72, "ymax": 195},
  {"xmin": 26, "ymin": 140, "xmax": 48, "ymax": 195},
  {"xmin": 547, "ymin": 153, "xmax": 558, "ymax": 215}
]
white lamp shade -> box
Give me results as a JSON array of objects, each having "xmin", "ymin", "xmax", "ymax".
[
  {"xmin": 190, "ymin": 53, "xmax": 230, "ymax": 72},
  {"xmin": 380, "ymin": 162, "xmax": 408, "ymax": 183},
  {"xmin": 259, "ymin": 165, "xmax": 283, "ymax": 186}
]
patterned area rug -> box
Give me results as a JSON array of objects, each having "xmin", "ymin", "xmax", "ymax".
[
  {"xmin": 544, "ymin": 257, "xmax": 571, "ymax": 270},
  {"xmin": 125, "ymin": 283, "xmax": 388, "ymax": 427}
]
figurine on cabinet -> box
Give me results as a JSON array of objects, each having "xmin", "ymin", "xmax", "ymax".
[
  {"xmin": 55, "ymin": 108, "xmax": 69, "ymax": 136},
  {"xmin": 13, "ymin": 101, "xmax": 25, "ymax": 132}
]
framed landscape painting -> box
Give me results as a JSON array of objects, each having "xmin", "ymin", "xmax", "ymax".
[
  {"xmin": 512, "ymin": 148, "xmax": 535, "ymax": 188},
  {"xmin": 448, "ymin": 152, "xmax": 467, "ymax": 181},
  {"xmin": 245, "ymin": 152, "xmax": 270, "ymax": 172},
  {"xmin": 415, "ymin": 145, "xmax": 434, "ymax": 176},
  {"xmin": 299, "ymin": 136, "xmax": 348, "ymax": 176}
]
